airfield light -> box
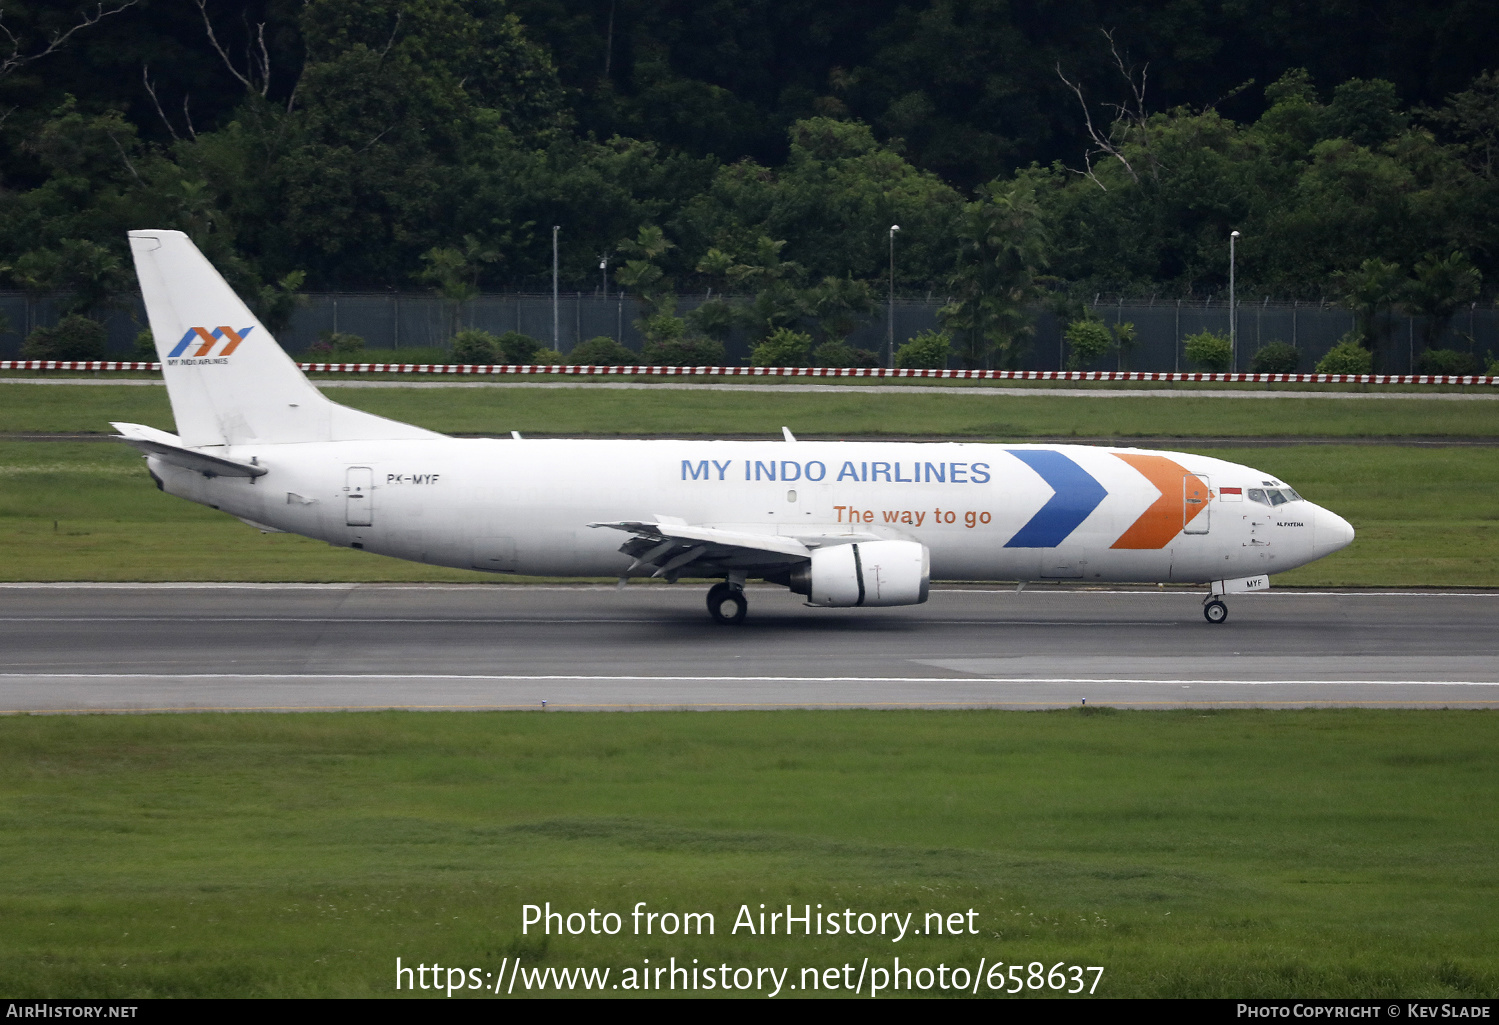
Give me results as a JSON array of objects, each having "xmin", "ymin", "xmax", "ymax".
[
  {"xmin": 1230, "ymin": 230, "xmax": 1241, "ymax": 371},
  {"xmin": 888, "ymin": 225, "xmax": 901, "ymax": 368}
]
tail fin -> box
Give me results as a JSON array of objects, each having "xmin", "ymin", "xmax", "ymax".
[{"xmin": 128, "ymin": 230, "xmax": 439, "ymax": 447}]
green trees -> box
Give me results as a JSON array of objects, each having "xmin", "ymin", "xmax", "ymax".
[
  {"xmin": 1330, "ymin": 252, "xmax": 1483, "ymax": 368},
  {"xmin": 310, "ymin": 332, "xmax": 366, "ymax": 358},
  {"xmin": 1341, "ymin": 258, "xmax": 1405, "ymax": 352},
  {"xmin": 419, "ymin": 236, "xmax": 501, "ymax": 338},
  {"xmin": 1030, "ymin": 68, "xmax": 1498, "ymax": 299},
  {"xmin": 569, "ymin": 337, "xmax": 636, "ymax": 365},
  {"xmin": 750, "ymin": 328, "xmax": 814, "ymax": 368},
  {"xmin": 1405, "ymin": 253, "xmax": 1482, "ymax": 352},
  {"xmin": 895, "ymin": 330, "xmax": 953, "ymax": 370},
  {"xmin": 1, "ymin": 3, "xmax": 1496, "ymax": 337},
  {"xmin": 451, "ymin": 330, "xmax": 501, "ymax": 364},
  {"xmin": 20, "ymin": 315, "xmax": 107, "ymax": 360},
  {"xmin": 615, "ymin": 225, "xmax": 674, "ymax": 301},
  {"xmin": 613, "ymin": 225, "xmax": 723, "ymax": 362},
  {"xmin": 0, "ymin": 103, "xmax": 181, "ymax": 319},
  {"xmin": 939, "ymin": 180, "xmax": 1048, "ymax": 369},
  {"xmin": 1183, "ymin": 331, "xmax": 1233, "ymax": 373},
  {"xmin": 676, "ymin": 118, "xmax": 963, "ymax": 288},
  {"xmin": 1250, "ymin": 342, "xmax": 1302, "ymax": 374},
  {"xmin": 1417, "ymin": 349, "xmax": 1482, "ymax": 376},
  {"xmin": 1065, "ymin": 317, "xmax": 1114, "ymax": 370},
  {"xmin": 806, "ymin": 275, "xmax": 876, "ymax": 348},
  {"xmin": 642, "ymin": 334, "xmax": 724, "ymax": 367},
  {"xmin": 267, "ymin": 0, "xmax": 568, "ymax": 286},
  {"xmin": 1316, "ymin": 338, "xmax": 1374, "ymax": 374},
  {"xmin": 450, "ymin": 329, "xmax": 544, "ymax": 364},
  {"xmin": 813, "ymin": 340, "xmax": 880, "ymax": 368},
  {"xmin": 495, "ymin": 331, "xmax": 544, "ymax": 364}
]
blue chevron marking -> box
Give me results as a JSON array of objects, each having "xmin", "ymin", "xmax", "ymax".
[{"xmin": 1002, "ymin": 450, "xmax": 1108, "ymax": 548}]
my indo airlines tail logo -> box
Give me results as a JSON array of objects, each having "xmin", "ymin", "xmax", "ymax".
[{"xmin": 166, "ymin": 325, "xmax": 253, "ymax": 364}]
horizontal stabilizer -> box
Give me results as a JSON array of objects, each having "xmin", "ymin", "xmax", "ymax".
[{"xmin": 111, "ymin": 422, "xmax": 267, "ymax": 478}]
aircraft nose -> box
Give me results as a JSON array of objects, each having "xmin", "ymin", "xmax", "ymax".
[{"xmin": 1314, "ymin": 506, "xmax": 1355, "ymax": 556}]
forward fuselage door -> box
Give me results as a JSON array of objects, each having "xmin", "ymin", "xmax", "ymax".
[
  {"xmin": 1183, "ymin": 474, "xmax": 1210, "ymax": 534},
  {"xmin": 345, "ymin": 466, "xmax": 374, "ymax": 526}
]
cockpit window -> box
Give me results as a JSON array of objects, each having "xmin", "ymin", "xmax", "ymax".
[{"xmin": 1249, "ymin": 487, "xmax": 1301, "ymax": 506}]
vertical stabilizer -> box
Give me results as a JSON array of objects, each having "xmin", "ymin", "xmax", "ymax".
[{"xmin": 128, "ymin": 230, "xmax": 439, "ymax": 447}]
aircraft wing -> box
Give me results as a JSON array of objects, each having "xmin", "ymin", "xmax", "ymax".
[
  {"xmin": 589, "ymin": 519, "xmax": 892, "ymax": 580},
  {"xmin": 589, "ymin": 518, "xmax": 813, "ymax": 580},
  {"xmin": 111, "ymin": 421, "xmax": 268, "ymax": 478}
]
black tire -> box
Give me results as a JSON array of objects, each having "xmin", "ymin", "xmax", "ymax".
[
  {"xmin": 1204, "ymin": 599, "xmax": 1228, "ymax": 624},
  {"xmin": 706, "ymin": 582, "xmax": 748, "ymax": 625}
]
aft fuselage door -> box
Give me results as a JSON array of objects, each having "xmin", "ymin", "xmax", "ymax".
[
  {"xmin": 345, "ymin": 466, "xmax": 374, "ymax": 526},
  {"xmin": 1183, "ymin": 474, "xmax": 1210, "ymax": 534}
]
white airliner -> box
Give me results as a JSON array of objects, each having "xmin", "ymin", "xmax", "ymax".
[{"xmin": 117, "ymin": 230, "xmax": 1354, "ymax": 624}]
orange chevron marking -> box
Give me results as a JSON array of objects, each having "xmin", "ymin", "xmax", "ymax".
[
  {"xmin": 1110, "ymin": 453, "xmax": 1212, "ymax": 549},
  {"xmin": 189, "ymin": 326, "xmax": 218, "ymax": 357},
  {"xmin": 216, "ymin": 326, "xmax": 247, "ymax": 356}
]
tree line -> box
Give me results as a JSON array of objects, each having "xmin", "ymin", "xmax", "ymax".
[{"xmin": 0, "ymin": 0, "xmax": 1495, "ymax": 369}]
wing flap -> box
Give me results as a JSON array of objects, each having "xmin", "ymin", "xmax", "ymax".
[
  {"xmin": 589, "ymin": 519, "xmax": 811, "ymax": 578},
  {"xmin": 590, "ymin": 520, "xmax": 811, "ymax": 558}
]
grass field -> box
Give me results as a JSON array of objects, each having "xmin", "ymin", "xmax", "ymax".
[
  {"xmin": 2, "ymin": 441, "xmax": 1495, "ymax": 586},
  {"xmin": 6, "ymin": 381, "xmax": 1499, "ymax": 438},
  {"xmin": 0, "ymin": 709, "xmax": 1493, "ymax": 998},
  {"xmin": 3, "ymin": 383, "xmax": 1496, "ymax": 1001}
]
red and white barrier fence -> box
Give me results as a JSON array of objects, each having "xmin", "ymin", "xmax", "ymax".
[{"xmin": 1, "ymin": 359, "xmax": 1495, "ymax": 386}]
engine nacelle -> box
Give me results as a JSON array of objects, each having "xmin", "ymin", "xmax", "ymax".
[{"xmin": 790, "ymin": 540, "xmax": 930, "ymax": 607}]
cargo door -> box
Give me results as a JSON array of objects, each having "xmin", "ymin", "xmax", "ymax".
[
  {"xmin": 345, "ymin": 466, "xmax": 373, "ymax": 526},
  {"xmin": 1183, "ymin": 474, "xmax": 1210, "ymax": 534}
]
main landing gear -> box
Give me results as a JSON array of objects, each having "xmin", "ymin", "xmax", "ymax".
[
  {"xmin": 1203, "ymin": 597, "xmax": 1228, "ymax": 624},
  {"xmin": 707, "ymin": 581, "xmax": 747, "ymax": 625}
]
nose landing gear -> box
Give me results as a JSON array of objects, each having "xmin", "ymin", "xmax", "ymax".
[
  {"xmin": 1203, "ymin": 597, "xmax": 1228, "ymax": 624},
  {"xmin": 707, "ymin": 580, "xmax": 748, "ymax": 625}
]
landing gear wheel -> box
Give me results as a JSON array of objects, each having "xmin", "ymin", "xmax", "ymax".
[
  {"xmin": 706, "ymin": 582, "xmax": 747, "ymax": 625},
  {"xmin": 1203, "ymin": 599, "xmax": 1228, "ymax": 624}
]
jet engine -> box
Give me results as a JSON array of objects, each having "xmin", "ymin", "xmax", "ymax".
[{"xmin": 789, "ymin": 540, "xmax": 930, "ymax": 607}]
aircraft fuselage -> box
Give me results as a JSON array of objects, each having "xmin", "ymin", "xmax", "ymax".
[{"xmin": 148, "ymin": 438, "xmax": 1352, "ymax": 585}]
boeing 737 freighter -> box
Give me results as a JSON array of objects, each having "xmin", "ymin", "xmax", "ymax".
[{"xmin": 116, "ymin": 230, "xmax": 1355, "ymax": 624}]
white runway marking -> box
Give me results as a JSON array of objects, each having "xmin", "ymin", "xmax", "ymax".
[{"xmin": 5, "ymin": 673, "xmax": 1499, "ymax": 686}]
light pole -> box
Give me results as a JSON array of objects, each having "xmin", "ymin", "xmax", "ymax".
[
  {"xmin": 887, "ymin": 224, "xmax": 900, "ymax": 368},
  {"xmin": 552, "ymin": 225, "xmax": 560, "ymax": 351},
  {"xmin": 1229, "ymin": 229, "xmax": 1240, "ymax": 372},
  {"xmin": 598, "ymin": 254, "xmax": 609, "ymax": 296}
]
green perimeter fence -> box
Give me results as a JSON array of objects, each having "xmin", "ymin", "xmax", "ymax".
[{"xmin": 4, "ymin": 291, "xmax": 1497, "ymax": 374}]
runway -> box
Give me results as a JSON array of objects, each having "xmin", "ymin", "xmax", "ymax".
[{"xmin": 1, "ymin": 585, "xmax": 1496, "ymax": 712}]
